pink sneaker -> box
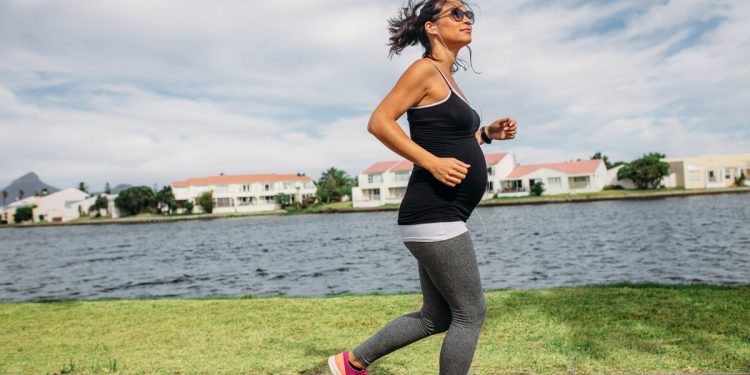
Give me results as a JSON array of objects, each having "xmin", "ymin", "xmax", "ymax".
[{"xmin": 327, "ymin": 351, "xmax": 367, "ymax": 375}]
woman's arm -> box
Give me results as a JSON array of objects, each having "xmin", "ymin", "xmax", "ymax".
[{"xmin": 368, "ymin": 60, "xmax": 470, "ymax": 188}]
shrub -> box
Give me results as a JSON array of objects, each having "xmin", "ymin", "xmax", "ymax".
[
  {"xmin": 196, "ymin": 191, "xmax": 214, "ymax": 213},
  {"xmin": 531, "ymin": 181, "xmax": 545, "ymax": 196}
]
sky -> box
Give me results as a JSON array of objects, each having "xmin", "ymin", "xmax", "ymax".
[{"xmin": 1, "ymin": 0, "xmax": 748, "ymax": 191}]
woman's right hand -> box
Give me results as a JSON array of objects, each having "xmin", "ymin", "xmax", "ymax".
[{"xmin": 426, "ymin": 158, "xmax": 471, "ymax": 187}]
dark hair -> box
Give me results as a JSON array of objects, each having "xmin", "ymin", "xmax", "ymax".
[{"xmin": 387, "ymin": 0, "xmax": 476, "ymax": 73}]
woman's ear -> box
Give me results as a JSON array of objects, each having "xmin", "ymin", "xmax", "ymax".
[{"xmin": 425, "ymin": 21, "xmax": 438, "ymax": 35}]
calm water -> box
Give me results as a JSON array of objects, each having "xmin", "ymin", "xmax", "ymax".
[{"xmin": 1, "ymin": 194, "xmax": 748, "ymax": 302}]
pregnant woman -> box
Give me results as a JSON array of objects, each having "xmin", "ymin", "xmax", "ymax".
[{"xmin": 328, "ymin": 1, "xmax": 517, "ymax": 374}]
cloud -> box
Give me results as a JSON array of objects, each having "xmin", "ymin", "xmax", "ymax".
[{"xmin": 0, "ymin": 0, "xmax": 748, "ymax": 189}]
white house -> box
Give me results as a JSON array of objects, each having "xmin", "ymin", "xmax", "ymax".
[
  {"xmin": 33, "ymin": 188, "xmax": 90, "ymax": 223},
  {"xmin": 2, "ymin": 196, "xmax": 40, "ymax": 224},
  {"xmin": 171, "ymin": 173, "xmax": 317, "ymax": 213},
  {"xmin": 352, "ymin": 152, "xmax": 513, "ymax": 208},
  {"xmin": 498, "ymin": 159, "xmax": 608, "ymax": 197}
]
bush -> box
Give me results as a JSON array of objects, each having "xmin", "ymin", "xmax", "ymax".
[
  {"xmin": 14, "ymin": 206, "xmax": 34, "ymax": 223},
  {"xmin": 185, "ymin": 201, "xmax": 194, "ymax": 214},
  {"xmin": 604, "ymin": 184, "xmax": 625, "ymax": 190},
  {"xmin": 275, "ymin": 193, "xmax": 293, "ymax": 208},
  {"xmin": 531, "ymin": 181, "xmax": 545, "ymax": 196},
  {"xmin": 196, "ymin": 191, "xmax": 214, "ymax": 214},
  {"xmin": 735, "ymin": 170, "xmax": 747, "ymax": 187}
]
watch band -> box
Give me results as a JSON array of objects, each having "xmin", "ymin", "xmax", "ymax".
[{"xmin": 480, "ymin": 126, "xmax": 492, "ymax": 144}]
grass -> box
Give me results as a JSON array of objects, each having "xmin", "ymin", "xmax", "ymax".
[{"xmin": 1, "ymin": 283, "xmax": 749, "ymax": 374}]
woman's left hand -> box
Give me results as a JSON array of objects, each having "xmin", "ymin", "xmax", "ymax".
[{"xmin": 488, "ymin": 118, "xmax": 517, "ymax": 140}]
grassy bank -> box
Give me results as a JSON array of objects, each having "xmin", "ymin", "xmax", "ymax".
[{"xmin": 1, "ymin": 283, "xmax": 749, "ymax": 374}]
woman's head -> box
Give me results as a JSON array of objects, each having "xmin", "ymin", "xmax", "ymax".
[{"xmin": 388, "ymin": 0, "xmax": 476, "ymax": 72}]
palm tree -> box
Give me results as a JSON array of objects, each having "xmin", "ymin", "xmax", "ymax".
[{"xmin": 2, "ymin": 190, "xmax": 7, "ymax": 206}]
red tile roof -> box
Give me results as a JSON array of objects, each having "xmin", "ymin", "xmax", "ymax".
[
  {"xmin": 363, "ymin": 152, "xmax": 508, "ymax": 174},
  {"xmin": 505, "ymin": 159, "xmax": 603, "ymax": 179},
  {"xmin": 172, "ymin": 174, "xmax": 313, "ymax": 187}
]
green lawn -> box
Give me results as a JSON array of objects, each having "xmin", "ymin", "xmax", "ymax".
[{"xmin": 1, "ymin": 283, "xmax": 748, "ymax": 374}]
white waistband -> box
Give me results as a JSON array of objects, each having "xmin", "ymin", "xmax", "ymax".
[{"xmin": 398, "ymin": 221, "xmax": 468, "ymax": 243}]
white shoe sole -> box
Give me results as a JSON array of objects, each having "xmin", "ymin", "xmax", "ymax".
[{"xmin": 327, "ymin": 355, "xmax": 342, "ymax": 375}]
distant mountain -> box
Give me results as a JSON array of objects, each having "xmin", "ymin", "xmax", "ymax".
[{"xmin": 1, "ymin": 172, "xmax": 60, "ymax": 204}]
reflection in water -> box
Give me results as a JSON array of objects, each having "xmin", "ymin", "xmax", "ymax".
[{"xmin": 1, "ymin": 194, "xmax": 748, "ymax": 302}]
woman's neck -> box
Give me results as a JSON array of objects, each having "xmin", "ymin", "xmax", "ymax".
[{"xmin": 429, "ymin": 42, "xmax": 461, "ymax": 72}]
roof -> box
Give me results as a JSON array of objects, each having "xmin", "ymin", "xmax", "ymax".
[
  {"xmin": 506, "ymin": 159, "xmax": 603, "ymax": 179},
  {"xmin": 172, "ymin": 173, "xmax": 313, "ymax": 187},
  {"xmin": 363, "ymin": 152, "xmax": 508, "ymax": 174}
]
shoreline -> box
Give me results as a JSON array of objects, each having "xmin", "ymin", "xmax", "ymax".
[{"xmin": 2, "ymin": 187, "xmax": 748, "ymax": 228}]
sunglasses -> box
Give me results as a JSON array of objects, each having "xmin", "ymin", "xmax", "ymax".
[{"xmin": 434, "ymin": 8, "xmax": 475, "ymax": 24}]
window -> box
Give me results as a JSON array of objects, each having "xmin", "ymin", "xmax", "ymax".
[
  {"xmin": 264, "ymin": 183, "xmax": 273, "ymax": 191},
  {"xmin": 487, "ymin": 167, "xmax": 493, "ymax": 176},
  {"xmin": 241, "ymin": 184, "xmax": 251, "ymax": 192},
  {"xmin": 216, "ymin": 197, "xmax": 233, "ymax": 207},
  {"xmin": 368, "ymin": 173, "xmax": 383, "ymax": 183},
  {"xmin": 486, "ymin": 181, "xmax": 494, "ymax": 192},
  {"xmin": 237, "ymin": 196, "xmax": 254, "ymax": 206},
  {"xmin": 708, "ymin": 170, "xmax": 716, "ymax": 182},
  {"xmin": 688, "ymin": 171, "xmax": 701, "ymax": 182},
  {"xmin": 364, "ymin": 188, "xmax": 380, "ymax": 201},
  {"xmin": 547, "ymin": 177, "xmax": 562, "ymax": 188},
  {"xmin": 394, "ymin": 171, "xmax": 410, "ymax": 182},
  {"xmin": 283, "ymin": 182, "xmax": 293, "ymax": 190},
  {"xmin": 388, "ymin": 187, "xmax": 406, "ymax": 199},
  {"xmin": 263, "ymin": 196, "xmax": 275, "ymax": 204},
  {"xmin": 569, "ymin": 176, "xmax": 590, "ymax": 189}
]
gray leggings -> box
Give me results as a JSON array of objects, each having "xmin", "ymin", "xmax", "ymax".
[{"xmin": 351, "ymin": 231, "xmax": 487, "ymax": 375}]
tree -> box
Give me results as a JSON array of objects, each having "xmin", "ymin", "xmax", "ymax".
[
  {"xmin": 79, "ymin": 182, "xmax": 88, "ymax": 194},
  {"xmin": 14, "ymin": 205, "xmax": 34, "ymax": 223},
  {"xmin": 591, "ymin": 152, "xmax": 624, "ymax": 169},
  {"xmin": 41, "ymin": 188, "xmax": 49, "ymax": 196},
  {"xmin": 275, "ymin": 193, "xmax": 293, "ymax": 208},
  {"xmin": 316, "ymin": 167, "xmax": 353, "ymax": 203},
  {"xmin": 105, "ymin": 182, "xmax": 112, "ymax": 195},
  {"xmin": 89, "ymin": 195, "xmax": 109, "ymax": 216},
  {"xmin": 196, "ymin": 191, "xmax": 214, "ymax": 214},
  {"xmin": 18, "ymin": 190, "xmax": 25, "ymax": 200},
  {"xmin": 184, "ymin": 201, "xmax": 194, "ymax": 214},
  {"xmin": 2, "ymin": 190, "xmax": 7, "ymax": 206},
  {"xmin": 617, "ymin": 152, "xmax": 669, "ymax": 189},
  {"xmin": 115, "ymin": 186, "xmax": 156, "ymax": 216},
  {"xmin": 531, "ymin": 181, "xmax": 545, "ymax": 196},
  {"xmin": 154, "ymin": 186, "xmax": 177, "ymax": 214}
]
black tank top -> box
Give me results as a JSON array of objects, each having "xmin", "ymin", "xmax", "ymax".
[{"xmin": 398, "ymin": 64, "xmax": 486, "ymax": 225}]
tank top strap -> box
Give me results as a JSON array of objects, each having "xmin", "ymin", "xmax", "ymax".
[{"xmin": 430, "ymin": 63, "xmax": 454, "ymax": 93}]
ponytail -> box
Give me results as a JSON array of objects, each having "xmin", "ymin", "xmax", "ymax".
[{"xmin": 387, "ymin": 0, "xmax": 478, "ymax": 73}]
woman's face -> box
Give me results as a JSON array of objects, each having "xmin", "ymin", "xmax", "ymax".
[{"xmin": 431, "ymin": 0, "xmax": 473, "ymax": 46}]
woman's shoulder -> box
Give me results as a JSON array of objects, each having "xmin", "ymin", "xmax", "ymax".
[{"xmin": 400, "ymin": 58, "xmax": 437, "ymax": 82}]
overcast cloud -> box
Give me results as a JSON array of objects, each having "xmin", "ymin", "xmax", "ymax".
[{"xmin": 1, "ymin": 0, "xmax": 748, "ymax": 190}]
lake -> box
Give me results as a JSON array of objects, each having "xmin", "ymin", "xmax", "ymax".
[{"xmin": 1, "ymin": 194, "xmax": 748, "ymax": 302}]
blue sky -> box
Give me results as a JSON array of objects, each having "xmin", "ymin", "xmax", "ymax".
[{"xmin": 0, "ymin": 0, "xmax": 748, "ymax": 191}]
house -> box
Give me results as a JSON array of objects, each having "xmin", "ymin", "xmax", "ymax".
[
  {"xmin": 171, "ymin": 173, "xmax": 317, "ymax": 213},
  {"xmin": 498, "ymin": 159, "xmax": 608, "ymax": 197},
  {"xmin": 32, "ymin": 188, "xmax": 90, "ymax": 223},
  {"xmin": 352, "ymin": 152, "xmax": 513, "ymax": 208},
  {"xmin": 662, "ymin": 154, "xmax": 750, "ymax": 189},
  {"xmin": 2, "ymin": 196, "xmax": 41, "ymax": 224}
]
